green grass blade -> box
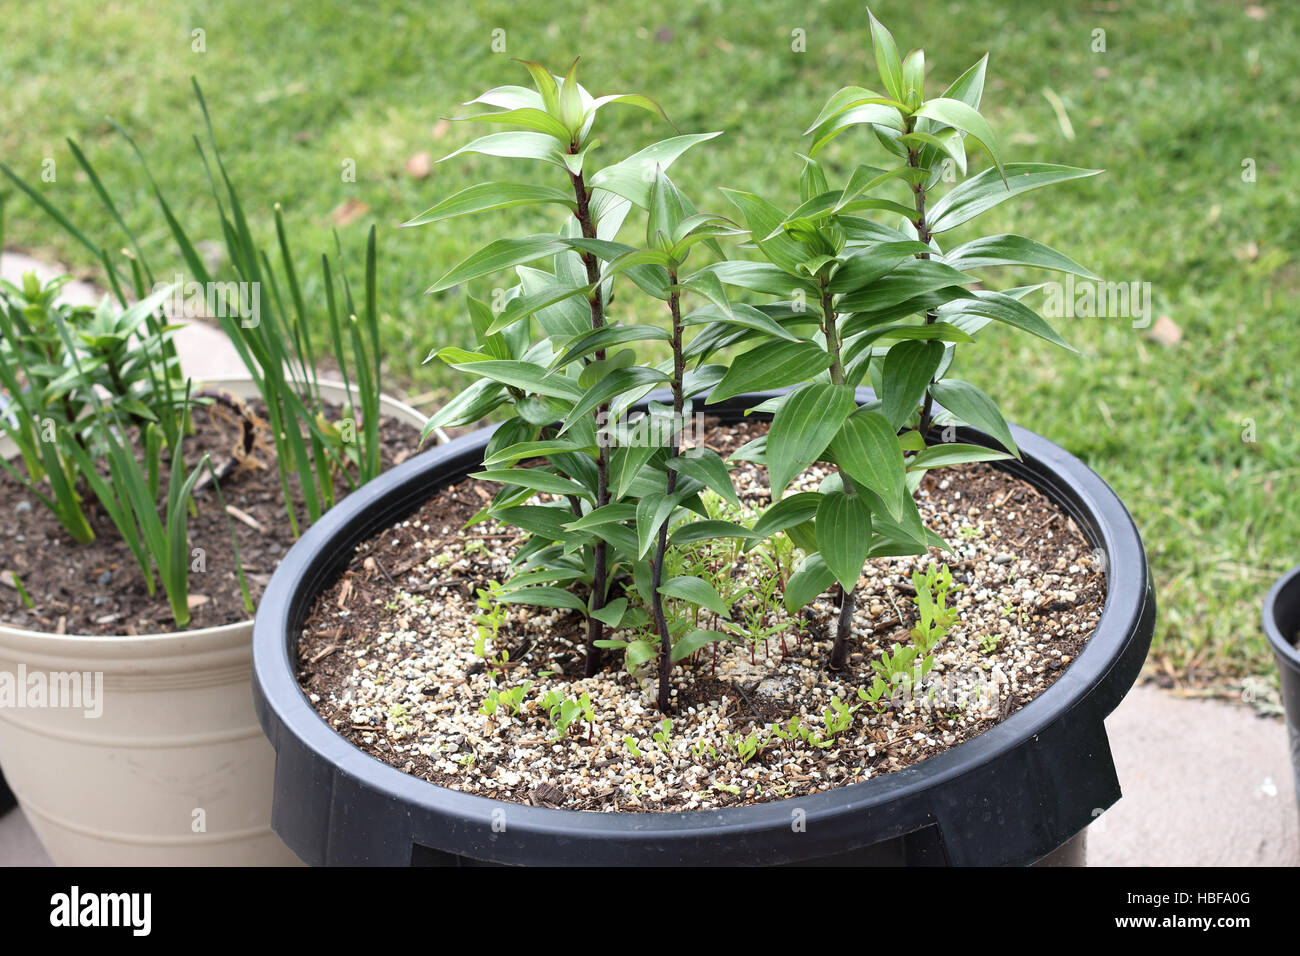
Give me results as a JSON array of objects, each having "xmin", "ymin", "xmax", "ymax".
[
  {"xmin": 65, "ymin": 136, "xmax": 155, "ymax": 287},
  {"xmin": 0, "ymin": 161, "xmax": 130, "ymax": 293},
  {"xmin": 205, "ymin": 457, "xmax": 254, "ymax": 616}
]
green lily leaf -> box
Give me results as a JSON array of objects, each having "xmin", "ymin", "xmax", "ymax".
[
  {"xmin": 929, "ymin": 379, "xmax": 1020, "ymax": 457},
  {"xmin": 766, "ymin": 383, "xmax": 855, "ymax": 498},
  {"xmin": 830, "ymin": 409, "xmax": 907, "ymax": 519},
  {"xmin": 403, "ymin": 182, "xmax": 575, "ymax": 227},
  {"xmin": 816, "ymin": 490, "xmax": 873, "ymax": 589},
  {"xmin": 658, "ymin": 575, "xmax": 730, "ymax": 618},
  {"xmin": 427, "ymin": 235, "xmax": 569, "ymax": 294}
]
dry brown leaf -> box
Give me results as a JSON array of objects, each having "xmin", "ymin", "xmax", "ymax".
[
  {"xmin": 406, "ymin": 151, "xmax": 433, "ymax": 179},
  {"xmin": 1147, "ymin": 315, "xmax": 1183, "ymax": 348},
  {"xmin": 330, "ymin": 198, "xmax": 370, "ymax": 227}
]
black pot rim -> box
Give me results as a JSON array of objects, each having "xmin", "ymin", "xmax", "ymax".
[
  {"xmin": 1263, "ymin": 564, "xmax": 1300, "ymax": 670},
  {"xmin": 252, "ymin": 388, "xmax": 1155, "ymax": 865}
]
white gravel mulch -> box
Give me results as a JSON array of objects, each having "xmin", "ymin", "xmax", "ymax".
[{"xmin": 298, "ymin": 427, "xmax": 1105, "ymax": 813}]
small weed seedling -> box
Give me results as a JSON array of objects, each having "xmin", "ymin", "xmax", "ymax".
[
  {"xmin": 7, "ymin": 572, "xmax": 34, "ymax": 610},
  {"xmin": 387, "ymin": 703, "xmax": 411, "ymax": 730},
  {"xmin": 691, "ymin": 738, "xmax": 719, "ymax": 762},
  {"xmin": 857, "ymin": 676, "xmax": 892, "ymax": 714},
  {"xmin": 472, "ymin": 581, "xmax": 508, "ymax": 658},
  {"xmin": 872, "ymin": 643, "xmax": 934, "ymax": 700},
  {"xmin": 770, "ymin": 715, "xmax": 811, "ymax": 744},
  {"xmin": 727, "ymin": 730, "xmax": 763, "ymax": 766},
  {"xmin": 652, "ymin": 718, "xmax": 674, "ymax": 754},
  {"xmin": 870, "ymin": 563, "xmax": 961, "ymax": 700},
  {"xmin": 810, "ymin": 696, "xmax": 861, "ymax": 748},
  {"xmin": 911, "ymin": 563, "xmax": 960, "ymax": 656},
  {"xmin": 481, "ymin": 681, "xmax": 531, "ymax": 721},
  {"xmin": 542, "ymin": 690, "xmax": 595, "ymax": 740}
]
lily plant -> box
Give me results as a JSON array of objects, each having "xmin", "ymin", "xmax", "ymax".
[
  {"xmin": 706, "ymin": 10, "xmax": 1101, "ymax": 667},
  {"xmin": 417, "ymin": 11, "xmax": 1099, "ymax": 713}
]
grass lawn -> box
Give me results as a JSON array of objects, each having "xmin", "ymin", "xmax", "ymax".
[{"xmin": 1, "ymin": 0, "xmax": 1295, "ymax": 685}]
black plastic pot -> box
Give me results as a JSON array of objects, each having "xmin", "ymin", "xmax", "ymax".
[
  {"xmin": 252, "ymin": 388, "xmax": 1155, "ymax": 866},
  {"xmin": 1262, "ymin": 565, "xmax": 1300, "ymax": 822}
]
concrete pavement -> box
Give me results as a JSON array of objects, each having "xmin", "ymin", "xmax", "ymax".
[{"xmin": 1091, "ymin": 684, "xmax": 1297, "ymax": 865}]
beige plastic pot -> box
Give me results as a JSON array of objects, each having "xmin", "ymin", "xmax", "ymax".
[{"xmin": 0, "ymin": 377, "xmax": 426, "ymax": 865}]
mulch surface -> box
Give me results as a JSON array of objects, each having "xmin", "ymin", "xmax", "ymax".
[
  {"xmin": 294, "ymin": 417, "xmax": 1108, "ymax": 812},
  {"xmin": 0, "ymin": 391, "xmax": 420, "ymax": 635}
]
